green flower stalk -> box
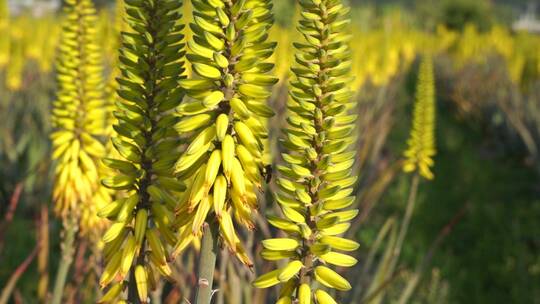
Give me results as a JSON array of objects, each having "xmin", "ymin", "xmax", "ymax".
[
  {"xmin": 403, "ymin": 56, "xmax": 436, "ymax": 180},
  {"xmin": 254, "ymin": 1, "xmax": 359, "ymax": 303},
  {"xmin": 171, "ymin": 0, "xmax": 277, "ymax": 268},
  {"xmin": 98, "ymin": 0, "xmax": 186, "ymax": 302},
  {"xmin": 385, "ymin": 56, "xmax": 437, "ymax": 291}
]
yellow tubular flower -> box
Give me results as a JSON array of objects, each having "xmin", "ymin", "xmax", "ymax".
[
  {"xmin": 99, "ymin": 0, "xmax": 187, "ymax": 301},
  {"xmin": 6, "ymin": 28, "xmax": 23, "ymax": 91},
  {"xmin": 0, "ymin": 0, "xmax": 9, "ymax": 68},
  {"xmin": 254, "ymin": 0, "xmax": 359, "ymax": 303},
  {"xmin": 50, "ymin": 0, "xmax": 110, "ymax": 234},
  {"xmin": 171, "ymin": 0, "xmax": 277, "ymax": 266},
  {"xmin": 403, "ymin": 56, "xmax": 436, "ymax": 180},
  {"xmin": 39, "ymin": 16, "xmax": 61, "ymax": 73}
]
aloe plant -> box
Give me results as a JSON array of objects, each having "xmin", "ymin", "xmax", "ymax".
[
  {"xmin": 98, "ymin": 0, "xmax": 187, "ymax": 302},
  {"xmin": 403, "ymin": 56, "xmax": 436, "ymax": 180},
  {"xmin": 50, "ymin": 0, "xmax": 110, "ymax": 302},
  {"xmin": 254, "ymin": 1, "xmax": 360, "ymax": 303},
  {"xmin": 170, "ymin": 0, "xmax": 277, "ymax": 302}
]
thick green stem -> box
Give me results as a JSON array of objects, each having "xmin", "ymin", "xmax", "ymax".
[
  {"xmin": 51, "ymin": 219, "xmax": 77, "ymax": 304},
  {"xmin": 388, "ymin": 173, "xmax": 420, "ymax": 274},
  {"xmin": 195, "ymin": 221, "xmax": 219, "ymax": 304},
  {"xmin": 216, "ymin": 249, "xmax": 228, "ymax": 304}
]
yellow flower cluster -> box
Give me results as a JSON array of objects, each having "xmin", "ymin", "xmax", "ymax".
[
  {"xmin": 171, "ymin": 0, "xmax": 277, "ymax": 267},
  {"xmin": 403, "ymin": 56, "xmax": 436, "ymax": 180},
  {"xmin": 50, "ymin": 0, "xmax": 111, "ymax": 235},
  {"xmin": 254, "ymin": 1, "xmax": 360, "ymax": 303},
  {"xmin": 2, "ymin": 2, "xmax": 540, "ymax": 92},
  {"xmin": 98, "ymin": 0, "xmax": 187, "ymax": 301}
]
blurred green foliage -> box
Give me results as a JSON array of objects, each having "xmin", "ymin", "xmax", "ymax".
[
  {"xmin": 357, "ymin": 57, "xmax": 540, "ymax": 303},
  {"xmin": 418, "ymin": 110, "xmax": 540, "ymax": 303},
  {"xmin": 0, "ymin": 65, "xmax": 57, "ymax": 302},
  {"xmin": 273, "ymin": 0, "xmax": 295, "ymax": 27},
  {"xmin": 0, "ymin": 66, "xmax": 53, "ymax": 202},
  {"xmin": 1, "ymin": 1, "xmax": 540, "ymax": 303},
  {"xmin": 440, "ymin": 0, "xmax": 493, "ymax": 32}
]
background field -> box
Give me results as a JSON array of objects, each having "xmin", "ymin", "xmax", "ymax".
[{"xmin": 1, "ymin": 0, "xmax": 540, "ymax": 303}]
